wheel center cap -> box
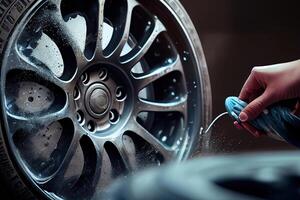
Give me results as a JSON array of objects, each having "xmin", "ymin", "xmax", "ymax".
[
  {"xmin": 85, "ymin": 83, "xmax": 111, "ymax": 117},
  {"xmin": 89, "ymin": 88, "xmax": 109, "ymax": 114}
]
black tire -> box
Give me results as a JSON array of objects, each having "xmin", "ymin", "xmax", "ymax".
[
  {"xmin": 104, "ymin": 152, "xmax": 300, "ymax": 200},
  {"xmin": 0, "ymin": 3, "xmax": 40, "ymax": 200},
  {"xmin": 0, "ymin": 0, "xmax": 211, "ymax": 199}
]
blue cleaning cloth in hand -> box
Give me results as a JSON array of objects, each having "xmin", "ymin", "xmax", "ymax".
[{"xmin": 225, "ymin": 96, "xmax": 300, "ymax": 148}]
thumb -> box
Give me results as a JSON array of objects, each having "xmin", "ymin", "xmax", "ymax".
[{"xmin": 239, "ymin": 91, "xmax": 273, "ymax": 122}]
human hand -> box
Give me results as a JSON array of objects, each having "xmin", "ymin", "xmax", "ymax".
[{"xmin": 235, "ymin": 60, "xmax": 300, "ymax": 136}]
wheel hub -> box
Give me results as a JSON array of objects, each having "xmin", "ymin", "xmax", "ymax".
[{"xmin": 74, "ymin": 64, "xmax": 129, "ymax": 133}]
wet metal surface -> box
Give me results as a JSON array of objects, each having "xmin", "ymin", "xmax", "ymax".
[{"xmin": 0, "ymin": 0, "xmax": 210, "ymax": 199}]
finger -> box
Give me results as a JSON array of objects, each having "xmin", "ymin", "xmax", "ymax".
[
  {"xmin": 234, "ymin": 121, "xmax": 243, "ymax": 130},
  {"xmin": 241, "ymin": 123, "xmax": 264, "ymax": 138},
  {"xmin": 239, "ymin": 69, "xmax": 263, "ymax": 101},
  {"xmin": 240, "ymin": 91, "xmax": 274, "ymax": 121}
]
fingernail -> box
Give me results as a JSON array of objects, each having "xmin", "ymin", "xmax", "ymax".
[
  {"xmin": 234, "ymin": 121, "xmax": 243, "ymax": 130},
  {"xmin": 239, "ymin": 112, "xmax": 248, "ymax": 122}
]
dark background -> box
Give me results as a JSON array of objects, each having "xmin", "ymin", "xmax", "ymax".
[
  {"xmin": 2, "ymin": 0, "xmax": 300, "ymax": 198},
  {"xmin": 181, "ymin": 0, "xmax": 300, "ymax": 153}
]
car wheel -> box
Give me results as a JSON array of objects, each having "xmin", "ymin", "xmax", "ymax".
[{"xmin": 0, "ymin": 0, "xmax": 211, "ymax": 199}]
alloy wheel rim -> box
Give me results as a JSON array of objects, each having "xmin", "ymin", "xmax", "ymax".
[{"xmin": 1, "ymin": 0, "xmax": 210, "ymax": 199}]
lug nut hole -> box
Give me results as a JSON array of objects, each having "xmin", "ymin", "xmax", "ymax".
[
  {"xmin": 109, "ymin": 109, "xmax": 119, "ymax": 124},
  {"xmin": 81, "ymin": 73, "xmax": 89, "ymax": 84},
  {"xmin": 99, "ymin": 68, "xmax": 108, "ymax": 81},
  {"xmin": 76, "ymin": 110, "xmax": 85, "ymax": 124},
  {"xmin": 87, "ymin": 121, "xmax": 96, "ymax": 132},
  {"xmin": 74, "ymin": 86, "xmax": 80, "ymax": 100},
  {"xmin": 116, "ymin": 86, "xmax": 127, "ymax": 101}
]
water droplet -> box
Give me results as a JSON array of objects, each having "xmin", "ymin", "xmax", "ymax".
[
  {"xmin": 182, "ymin": 51, "xmax": 190, "ymax": 62},
  {"xmin": 145, "ymin": 24, "xmax": 151, "ymax": 32},
  {"xmin": 162, "ymin": 136, "xmax": 167, "ymax": 142},
  {"xmin": 183, "ymin": 51, "xmax": 190, "ymax": 55},
  {"xmin": 172, "ymin": 78, "xmax": 177, "ymax": 83},
  {"xmin": 158, "ymin": 130, "xmax": 163, "ymax": 136},
  {"xmin": 40, "ymin": 162, "xmax": 46, "ymax": 168}
]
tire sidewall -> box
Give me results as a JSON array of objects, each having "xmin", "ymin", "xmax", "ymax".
[{"xmin": 0, "ymin": 0, "xmax": 43, "ymax": 199}]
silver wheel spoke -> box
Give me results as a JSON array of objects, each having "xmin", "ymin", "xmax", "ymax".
[
  {"xmin": 133, "ymin": 55, "xmax": 182, "ymax": 91},
  {"xmin": 137, "ymin": 97, "xmax": 187, "ymax": 114},
  {"xmin": 104, "ymin": 0, "xmax": 138, "ymax": 58},
  {"xmin": 114, "ymin": 137, "xmax": 137, "ymax": 171},
  {"xmin": 41, "ymin": 132, "xmax": 81, "ymax": 191},
  {"xmin": 6, "ymin": 106, "xmax": 69, "ymax": 136},
  {"xmin": 121, "ymin": 17, "xmax": 166, "ymax": 69},
  {"xmin": 42, "ymin": 7, "xmax": 88, "ymax": 71},
  {"xmin": 72, "ymin": 135, "xmax": 102, "ymax": 196},
  {"xmin": 98, "ymin": 148, "xmax": 114, "ymax": 188},
  {"xmin": 128, "ymin": 120, "xmax": 174, "ymax": 161},
  {"xmin": 94, "ymin": 0, "xmax": 106, "ymax": 56},
  {"xmin": 7, "ymin": 49, "xmax": 68, "ymax": 90}
]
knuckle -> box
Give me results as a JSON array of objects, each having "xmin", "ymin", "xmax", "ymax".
[
  {"xmin": 251, "ymin": 66, "xmax": 261, "ymax": 76},
  {"xmin": 251, "ymin": 66, "xmax": 259, "ymax": 73},
  {"xmin": 241, "ymin": 88, "xmax": 251, "ymax": 99},
  {"xmin": 244, "ymin": 87, "xmax": 252, "ymax": 96}
]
